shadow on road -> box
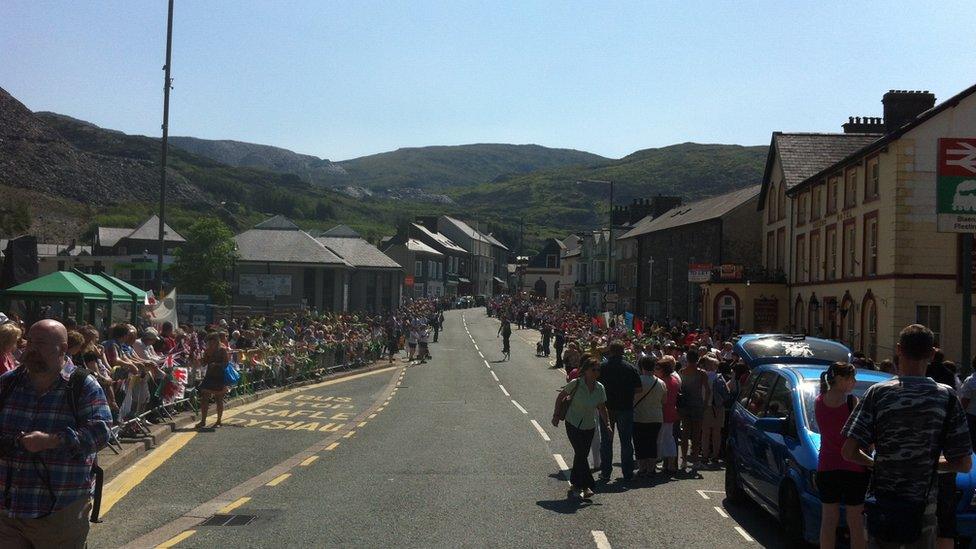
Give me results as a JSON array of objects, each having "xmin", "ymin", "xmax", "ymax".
[
  {"xmin": 536, "ymin": 498, "xmax": 602, "ymax": 514},
  {"xmin": 721, "ymin": 498, "xmax": 785, "ymax": 548}
]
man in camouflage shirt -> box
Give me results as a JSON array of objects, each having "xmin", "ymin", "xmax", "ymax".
[{"xmin": 843, "ymin": 324, "xmax": 972, "ymax": 549}]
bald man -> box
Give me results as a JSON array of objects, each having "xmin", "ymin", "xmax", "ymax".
[{"xmin": 0, "ymin": 319, "xmax": 112, "ymax": 548}]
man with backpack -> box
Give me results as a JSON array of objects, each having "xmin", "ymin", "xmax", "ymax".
[
  {"xmin": 842, "ymin": 324, "xmax": 972, "ymax": 549},
  {"xmin": 0, "ymin": 319, "xmax": 112, "ymax": 548}
]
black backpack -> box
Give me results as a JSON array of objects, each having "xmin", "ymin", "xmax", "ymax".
[{"xmin": 0, "ymin": 367, "xmax": 106, "ymax": 522}]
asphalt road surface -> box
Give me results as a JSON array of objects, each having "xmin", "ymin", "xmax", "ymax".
[{"xmin": 90, "ymin": 309, "xmax": 786, "ymax": 548}]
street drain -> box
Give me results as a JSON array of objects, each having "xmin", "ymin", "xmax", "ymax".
[{"xmin": 201, "ymin": 514, "xmax": 258, "ymax": 526}]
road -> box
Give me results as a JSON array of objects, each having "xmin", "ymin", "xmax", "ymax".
[{"xmin": 91, "ymin": 309, "xmax": 785, "ymax": 548}]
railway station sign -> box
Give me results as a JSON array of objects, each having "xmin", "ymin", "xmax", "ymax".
[{"xmin": 937, "ymin": 138, "xmax": 976, "ymax": 232}]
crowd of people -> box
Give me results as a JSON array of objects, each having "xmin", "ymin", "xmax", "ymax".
[{"xmin": 491, "ymin": 293, "xmax": 976, "ymax": 549}]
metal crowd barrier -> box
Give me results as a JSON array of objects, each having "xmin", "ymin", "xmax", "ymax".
[{"xmin": 110, "ymin": 340, "xmax": 387, "ymax": 444}]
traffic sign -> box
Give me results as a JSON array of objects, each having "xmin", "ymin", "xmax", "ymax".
[{"xmin": 937, "ymin": 138, "xmax": 976, "ymax": 232}]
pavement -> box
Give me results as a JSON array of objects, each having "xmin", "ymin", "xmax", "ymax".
[{"xmin": 89, "ymin": 309, "xmax": 786, "ymax": 548}]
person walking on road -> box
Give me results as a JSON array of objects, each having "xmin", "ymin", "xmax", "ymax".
[
  {"xmin": 552, "ymin": 356, "xmax": 610, "ymax": 499},
  {"xmin": 655, "ymin": 356, "xmax": 681, "ymax": 474},
  {"xmin": 0, "ymin": 319, "xmax": 112, "ymax": 549},
  {"xmin": 497, "ymin": 318, "xmax": 512, "ymax": 361},
  {"xmin": 633, "ymin": 355, "xmax": 666, "ymax": 477},
  {"xmin": 700, "ymin": 355, "xmax": 728, "ymax": 466},
  {"xmin": 195, "ymin": 332, "xmax": 229, "ymax": 429},
  {"xmin": 677, "ymin": 349, "xmax": 710, "ymax": 472},
  {"xmin": 597, "ymin": 341, "xmax": 642, "ymax": 481},
  {"xmin": 553, "ymin": 328, "xmax": 565, "ymax": 370},
  {"xmin": 842, "ymin": 324, "xmax": 972, "ymax": 549},
  {"xmin": 815, "ymin": 361, "xmax": 867, "ymax": 549}
]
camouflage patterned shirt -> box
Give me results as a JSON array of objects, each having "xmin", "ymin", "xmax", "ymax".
[{"xmin": 842, "ymin": 376, "xmax": 971, "ymax": 502}]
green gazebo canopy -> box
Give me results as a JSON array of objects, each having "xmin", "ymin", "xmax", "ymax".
[{"xmin": 2, "ymin": 271, "xmax": 109, "ymax": 300}]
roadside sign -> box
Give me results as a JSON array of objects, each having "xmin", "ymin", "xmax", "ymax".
[
  {"xmin": 937, "ymin": 138, "xmax": 976, "ymax": 232},
  {"xmin": 688, "ymin": 263, "xmax": 713, "ymax": 283}
]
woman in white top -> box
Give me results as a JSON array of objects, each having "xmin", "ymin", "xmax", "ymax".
[{"xmin": 633, "ymin": 355, "xmax": 667, "ymax": 477}]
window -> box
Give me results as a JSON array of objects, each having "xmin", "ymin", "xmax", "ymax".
[
  {"xmin": 811, "ymin": 186, "xmax": 822, "ymax": 220},
  {"xmin": 738, "ymin": 370, "xmax": 762, "ymax": 408},
  {"xmin": 746, "ymin": 372, "xmax": 776, "ymax": 415},
  {"xmin": 546, "ymin": 254, "xmax": 557, "ymax": 268},
  {"xmin": 763, "ymin": 376, "xmax": 794, "ymax": 422},
  {"xmin": 795, "ymin": 299, "xmax": 806, "ymax": 334},
  {"xmin": 916, "ymin": 305, "xmax": 942, "ymax": 347},
  {"xmin": 778, "ymin": 184, "xmax": 786, "ymax": 221},
  {"xmin": 797, "ymin": 193, "xmax": 807, "ymax": 226},
  {"xmin": 810, "ymin": 232, "xmax": 821, "ymax": 282},
  {"xmin": 776, "ymin": 228, "xmax": 786, "ymax": 272},
  {"xmin": 865, "ymin": 156, "xmax": 880, "ymax": 200},
  {"xmin": 415, "ymin": 260, "xmax": 423, "ymax": 276},
  {"xmin": 844, "ymin": 221, "xmax": 856, "ymax": 278},
  {"xmin": 825, "ymin": 226, "xmax": 838, "ymax": 280},
  {"xmin": 827, "ymin": 176, "xmax": 839, "ymax": 213},
  {"xmin": 767, "ymin": 184, "xmax": 777, "ymax": 223},
  {"xmin": 795, "ymin": 235, "xmax": 806, "ymax": 282},
  {"xmin": 844, "ymin": 168, "xmax": 858, "ymax": 209},
  {"xmin": 864, "ymin": 296, "xmax": 878, "ymax": 359},
  {"xmin": 766, "ymin": 231, "xmax": 775, "ymax": 270},
  {"xmin": 865, "ymin": 214, "xmax": 878, "ymax": 276}
]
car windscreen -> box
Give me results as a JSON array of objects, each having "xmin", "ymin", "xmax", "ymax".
[
  {"xmin": 740, "ymin": 337, "xmax": 850, "ymax": 364},
  {"xmin": 799, "ymin": 380, "xmax": 876, "ymax": 434}
]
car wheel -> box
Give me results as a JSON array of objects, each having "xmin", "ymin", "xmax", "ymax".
[
  {"xmin": 725, "ymin": 459, "xmax": 745, "ymax": 504},
  {"xmin": 779, "ymin": 482, "xmax": 808, "ymax": 547}
]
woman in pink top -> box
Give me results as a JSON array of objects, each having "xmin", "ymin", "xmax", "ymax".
[
  {"xmin": 815, "ymin": 361, "xmax": 867, "ymax": 549},
  {"xmin": 654, "ymin": 356, "xmax": 681, "ymax": 474}
]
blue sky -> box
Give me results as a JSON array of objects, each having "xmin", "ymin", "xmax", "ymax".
[{"xmin": 3, "ymin": 1, "xmax": 974, "ymax": 161}]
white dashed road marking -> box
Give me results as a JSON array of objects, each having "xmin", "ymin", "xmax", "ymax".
[
  {"xmin": 591, "ymin": 530, "xmax": 611, "ymax": 549},
  {"xmin": 530, "ymin": 419, "xmax": 551, "ymax": 441},
  {"xmin": 734, "ymin": 526, "xmax": 754, "ymax": 543},
  {"xmin": 490, "ymin": 371, "xmax": 499, "ymax": 381},
  {"xmin": 511, "ymin": 400, "xmax": 528, "ymax": 414},
  {"xmin": 484, "ymin": 360, "xmax": 491, "ymax": 368},
  {"xmin": 696, "ymin": 489, "xmax": 724, "ymax": 500},
  {"xmin": 553, "ymin": 453, "xmax": 570, "ymax": 481},
  {"xmin": 713, "ymin": 506, "xmax": 728, "ymax": 518},
  {"xmin": 499, "ymin": 385, "xmax": 510, "ymax": 396}
]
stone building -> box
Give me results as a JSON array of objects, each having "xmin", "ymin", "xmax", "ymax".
[
  {"xmin": 620, "ymin": 185, "xmax": 761, "ymax": 324},
  {"xmin": 382, "ymin": 238, "xmax": 445, "ymax": 299},
  {"xmin": 758, "ymin": 85, "xmax": 976, "ymax": 363},
  {"xmin": 520, "ymin": 238, "xmax": 564, "ymax": 299},
  {"xmin": 404, "ymin": 221, "xmax": 466, "ymax": 297},
  {"xmin": 315, "ymin": 225, "xmax": 403, "ymax": 313}
]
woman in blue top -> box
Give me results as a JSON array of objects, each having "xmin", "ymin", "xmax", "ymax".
[{"xmin": 552, "ymin": 355, "xmax": 610, "ymax": 499}]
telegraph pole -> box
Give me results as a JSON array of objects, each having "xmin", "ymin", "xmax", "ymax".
[{"xmin": 155, "ymin": 0, "xmax": 174, "ymax": 295}]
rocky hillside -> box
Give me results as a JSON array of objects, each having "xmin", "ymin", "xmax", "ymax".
[
  {"xmin": 168, "ymin": 136, "xmax": 348, "ymax": 184},
  {"xmin": 0, "ymin": 88, "xmax": 205, "ymax": 205}
]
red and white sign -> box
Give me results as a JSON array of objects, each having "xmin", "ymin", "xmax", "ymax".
[{"xmin": 939, "ymin": 138, "xmax": 976, "ymax": 176}]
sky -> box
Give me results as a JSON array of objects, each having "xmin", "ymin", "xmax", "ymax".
[{"xmin": 3, "ymin": 1, "xmax": 975, "ymax": 161}]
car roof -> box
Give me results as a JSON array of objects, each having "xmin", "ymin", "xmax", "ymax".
[{"xmin": 734, "ymin": 334, "xmax": 851, "ymax": 366}]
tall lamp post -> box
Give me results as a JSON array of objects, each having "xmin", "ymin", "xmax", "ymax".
[
  {"xmin": 576, "ymin": 179, "xmax": 614, "ymax": 306},
  {"xmin": 155, "ymin": 0, "xmax": 175, "ymax": 295}
]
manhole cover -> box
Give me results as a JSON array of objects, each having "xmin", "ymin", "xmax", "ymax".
[{"xmin": 201, "ymin": 514, "xmax": 258, "ymax": 526}]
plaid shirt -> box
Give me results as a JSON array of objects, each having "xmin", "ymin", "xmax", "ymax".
[{"xmin": 0, "ymin": 368, "xmax": 112, "ymax": 518}]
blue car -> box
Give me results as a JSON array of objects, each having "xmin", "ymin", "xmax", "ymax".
[{"xmin": 725, "ymin": 334, "xmax": 976, "ymax": 545}]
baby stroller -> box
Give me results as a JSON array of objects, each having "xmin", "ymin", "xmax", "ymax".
[{"xmin": 535, "ymin": 340, "xmax": 545, "ymax": 357}]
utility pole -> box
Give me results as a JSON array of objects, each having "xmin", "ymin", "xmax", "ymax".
[
  {"xmin": 155, "ymin": 0, "xmax": 174, "ymax": 296},
  {"xmin": 964, "ymin": 234, "xmax": 972, "ymax": 370}
]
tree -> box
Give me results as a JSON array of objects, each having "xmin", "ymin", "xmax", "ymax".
[{"xmin": 170, "ymin": 217, "xmax": 238, "ymax": 305}]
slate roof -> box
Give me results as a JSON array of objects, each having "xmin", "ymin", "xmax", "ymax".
[
  {"xmin": 254, "ymin": 215, "xmax": 300, "ymax": 230},
  {"xmin": 96, "ymin": 215, "xmax": 185, "ymax": 249},
  {"xmin": 619, "ymin": 185, "xmax": 761, "ymax": 239},
  {"xmin": 405, "ymin": 239, "xmax": 443, "ymax": 256},
  {"xmin": 235, "ymin": 224, "xmax": 351, "ymax": 266},
  {"xmin": 412, "ymin": 223, "xmax": 466, "ymax": 254},
  {"xmin": 317, "ymin": 236, "xmax": 402, "ymax": 269},
  {"xmin": 484, "ymin": 233, "xmax": 509, "ymax": 250},
  {"xmin": 441, "ymin": 216, "xmax": 490, "ymax": 243},
  {"xmin": 787, "ymin": 82, "xmax": 976, "ymax": 195},
  {"xmin": 320, "ymin": 224, "xmax": 361, "ymax": 238}
]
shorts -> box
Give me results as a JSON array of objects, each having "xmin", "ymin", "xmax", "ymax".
[
  {"xmin": 816, "ymin": 470, "xmax": 870, "ymax": 505},
  {"xmin": 936, "ymin": 473, "xmax": 958, "ymax": 538}
]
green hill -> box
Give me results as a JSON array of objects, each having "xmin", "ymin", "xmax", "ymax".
[
  {"xmin": 453, "ymin": 142, "xmax": 768, "ymax": 245},
  {"xmin": 330, "ymin": 144, "xmax": 609, "ymax": 190}
]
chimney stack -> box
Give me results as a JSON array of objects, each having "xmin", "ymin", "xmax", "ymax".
[
  {"xmin": 882, "ymin": 90, "xmax": 935, "ymax": 132},
  {"xmin": 842, "ymin": 115, "xmax": 884, "ymax": 134}
]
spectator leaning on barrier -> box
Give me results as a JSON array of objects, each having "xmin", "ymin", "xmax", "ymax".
[{"xmin": 0, "ymin": 319, "xmax": 112, "ymax": 548}]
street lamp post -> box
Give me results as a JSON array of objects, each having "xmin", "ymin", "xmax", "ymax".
[{"xmin": 155, "ymin": 0, "xmax": 175, "ymax": 295}]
